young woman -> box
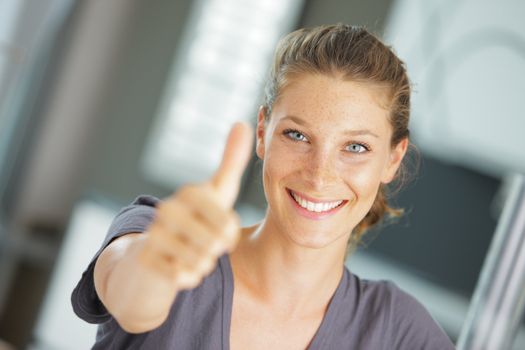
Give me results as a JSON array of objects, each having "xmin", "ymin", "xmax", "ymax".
[{"xmin": 72, "ymin": 24, "xmax": 456, "ymax": 349}]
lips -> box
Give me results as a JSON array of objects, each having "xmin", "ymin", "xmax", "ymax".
[
  {"xmin": 289, "ymin": 190, "xmax": 343, "ymax": 212},
  {"xmin": 286, "ymin": 188, "xmax": 347, "ymax": 219}
]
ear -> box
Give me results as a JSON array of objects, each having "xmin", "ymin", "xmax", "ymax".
[
  {"xmin": 256, "ymin": 106, "xmax": 266, "ymax": 160},
  {"xmin": 381, "ymin": 138, "xmax": 409, "ymax": 184}
]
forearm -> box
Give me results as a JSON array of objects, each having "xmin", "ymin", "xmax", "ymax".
[{"xmin": 95, "ymin": 234, "xmax": 179, "ymax": 333}]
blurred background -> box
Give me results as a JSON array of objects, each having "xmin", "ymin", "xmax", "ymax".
[{"xmin": 0, "ymin": 0, "xmax": 523, "ymax": 349}]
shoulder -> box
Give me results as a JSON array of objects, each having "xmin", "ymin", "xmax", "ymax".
[
  {"xmin": 108, "ymin": 195, "xmax": 160, "ymax": 233},
  {"xmin": 115, "ymin": 194, "xmax": 161, "ymax": 215},
  {"xmin": 355, "ymin": 276, "xmax": 455, "ymax": 349},
  {"xmin": 120, "ymin": 194, "xmax": 161, "ymax": 212}
]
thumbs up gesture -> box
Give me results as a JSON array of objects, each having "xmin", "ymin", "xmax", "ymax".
[{"xmin": 140, "ymin": 122, "xmax": 254, "ymax": 290}]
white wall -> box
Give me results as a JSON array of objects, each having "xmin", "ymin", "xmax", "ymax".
[
  {"xmin": 32, "ymin": 201, "xmax": 116, "ymax": 350},
  {"xmin": 385, "ymin": 0, "xmax": 525, "ymax": 177}
]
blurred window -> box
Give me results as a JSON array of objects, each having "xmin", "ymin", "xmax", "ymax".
[{"xmin": 141, "ymin": 0, "xmax": 303, "ymax": 188}]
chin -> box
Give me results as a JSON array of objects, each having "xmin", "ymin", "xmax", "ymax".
[{"xmin": 283, "ymin": 225, "xmax": 349, "ymax": 250}]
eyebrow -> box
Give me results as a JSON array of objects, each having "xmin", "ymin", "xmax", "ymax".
[{"xmin": 281, "ymin": 115, "xmax": 380, "ymax": 138}]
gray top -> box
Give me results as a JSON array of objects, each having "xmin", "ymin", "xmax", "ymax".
[{"xmin": 71, "ymin": 195, "xmax": 455, "ymax": 349}]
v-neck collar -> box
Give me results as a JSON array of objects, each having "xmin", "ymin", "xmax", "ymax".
[{"xmin": 219, "ymin": 254, "xmax": 350, "ymax": 350}]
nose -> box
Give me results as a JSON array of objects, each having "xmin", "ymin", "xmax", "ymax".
[{"xmin": 302, "ymin": 148, "xmax": 339, "ymax": 191}]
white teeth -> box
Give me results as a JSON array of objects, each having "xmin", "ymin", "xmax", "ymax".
[
  {"xmin": 300, "ymin": 198, "xmax": 307, "ymax": 208},
  {"xmin": 291, "ymin": 191, "xmax": 343, "ymax": 213}
]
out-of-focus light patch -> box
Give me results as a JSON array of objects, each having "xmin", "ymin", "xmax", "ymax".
[
  {"xmin": 32, "ymin": 199, "xmax": 117, "ymax": 350},
  {"xmin": 142, "ymin": 0, "xmax": 303, "ymax": 189},
  {"xmin": 385, "ymin": 0, "xmax": 525, "ymax": 177}
]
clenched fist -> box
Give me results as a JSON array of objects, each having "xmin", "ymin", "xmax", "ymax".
[{"xmin": 139, "ymin": 122, "xmax": 254, "ymax": 290}]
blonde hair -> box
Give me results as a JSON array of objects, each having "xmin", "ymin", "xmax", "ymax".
[{"xmin": 262, "ymin": 24, "xmax": 413, "ymax": 250}]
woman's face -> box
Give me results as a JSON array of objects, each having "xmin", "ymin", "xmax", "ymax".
[{"xmin": 256, "ymin": 73, "xmax": 408, "ymax": 249}]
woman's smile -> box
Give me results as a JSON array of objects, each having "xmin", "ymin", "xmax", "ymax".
[{"xmin": 286, "ymin": 188, "xmax": 348, "ymax": 220}]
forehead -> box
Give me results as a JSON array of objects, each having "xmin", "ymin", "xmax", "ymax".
[{"xmin": 272, "ymin": 74, "xmax": 391, "ymax": 133}]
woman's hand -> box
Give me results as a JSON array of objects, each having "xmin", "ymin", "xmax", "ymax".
[
  {"xmin": 94, "ymin": 122, "xmax": 253, "ymax": 333},
  {"xmin": 139, "ymin": 122, "xmax": 254, "ymax": 290}
]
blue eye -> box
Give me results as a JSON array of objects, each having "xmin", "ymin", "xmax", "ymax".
[
  {"xmin": 346, "ymin": 143, "xmax": 369, "ymax": 153},
  {"xmin": 284, "ymin": 129, "xmax": 307, "ymax": 142}
]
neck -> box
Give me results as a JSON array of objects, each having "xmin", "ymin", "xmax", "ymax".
[{"xmin": 230, "ymin": 215, "xmax": 347, "ymax": 318}]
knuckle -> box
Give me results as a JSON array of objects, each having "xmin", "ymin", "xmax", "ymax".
[
  {"xmin": 208, "ymin": 238, "xmax": 227, "ymax": 256},
  {"xmin": 176, "ymin": 269, "xmax": 202, "ymax": 290},
  {"xmin": 196, "ymin": 255, "xmax": 215, "ymax": 275},
  {"xmin": 204, "ymin": 258, "xmax": 217, "ymax": 275},
  {"xmin": 173, "ymin": 244, "xmax": 196, "ymax": 264},
  {"xmin": 203, "ymin": 240, "xmax": 217, "ymax": 255}
]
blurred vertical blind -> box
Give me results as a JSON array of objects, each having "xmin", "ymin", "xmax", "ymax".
[
  {"xmin": 0, "ymin": 1, "xmax": 22, "ymax": 100},
  {"xmin": 0, "ymin": 0, "xmax": 25, "ymax": 202},
  {"xmin": 141, "ymin": 0, "xmax": 303, "ymax": 189}
]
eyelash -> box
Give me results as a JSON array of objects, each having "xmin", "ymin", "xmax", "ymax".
[{"xmin": 282, "ymin": 128, "xmax": 371, "ymax": 153}]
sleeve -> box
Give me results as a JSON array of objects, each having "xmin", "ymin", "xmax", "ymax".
[
  {"xmin": 70, "ymin": 195, "xmax": 160, "ymax": 324},
  {"xmin": 385, "ymin": 282, "xmax": 456, "ymax": 350}
]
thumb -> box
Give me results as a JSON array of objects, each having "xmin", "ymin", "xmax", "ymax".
[{"xmin": 210, "ymin": 122, "xmax": 254, "ymax": 207}]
